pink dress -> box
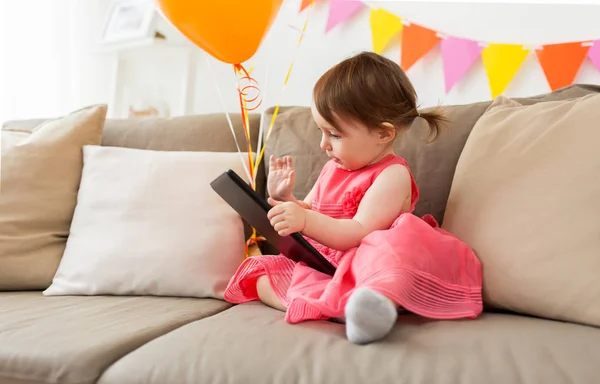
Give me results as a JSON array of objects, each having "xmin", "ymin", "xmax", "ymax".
[{"xmin": 224, "ymin": 154, "xmax": 483, "ymax": 324}]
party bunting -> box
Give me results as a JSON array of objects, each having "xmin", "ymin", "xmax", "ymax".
[
  {"xmin": 325, "ymin": 0, "xmax": 364, "ymax": 33},
  {"xmin": 400, "ymin": 23, "xmax": 440, "ymax": 71},
  {"xmin": 369, "ymin": 8, "xmax": 403, "ymax": 54},
  {"xmin": 482, "ymin": 44, "xmax": 529, "ymax": 98},
  {"xmin": 588, "ymin": 41, "xmax": 600, "ymax": 71},
  {"xmin": 315, "ymin": 0, "xmax": 600, "ymax": 96},
  {"xmin": 536, "ymin": 42, "xmax": 590, "ymax": 91},
  {"xmin": 441, "ymin": 37, "xmax": 483, "ymax": 93}
]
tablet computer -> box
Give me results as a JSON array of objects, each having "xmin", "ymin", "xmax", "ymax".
[{"xmin": 210, "ymin": 169, "xmax": 336, "ymax": 276}]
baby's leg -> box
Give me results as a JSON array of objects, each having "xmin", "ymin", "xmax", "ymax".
[
  {"xmin": 256, "ymin": 275, "xmax": 286, "ymax": 311},
  {"xmin": 345, "ymin": 287, "xmax": 398, "ymax": 344}
]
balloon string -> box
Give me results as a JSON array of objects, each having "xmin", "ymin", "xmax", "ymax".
[
  {"xmin": 255, "ymin": 55, "xmax": 270, "ymax": 190},
  {"xmin": 204, "ymin": 55, "xmax": 252, "ymax": 183},
  {"xmin": 233, "ymin": 63, "xmax": 266, "ymax": 258},
  {"xmin": 253, "ymin": 0, "xmax": 315, "ymax": 180}
]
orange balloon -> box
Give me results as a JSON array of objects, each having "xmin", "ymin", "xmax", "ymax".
[{"xmin": 156, "ymin": 0, "xmax": 283, "ymax": 64}]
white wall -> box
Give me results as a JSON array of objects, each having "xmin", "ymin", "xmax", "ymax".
[
  {"xmin": 0, "ymin": 0, "xmax": 115, "ymax": 121},
  {"xmin": 3, "ymin": 0, "xmax": 600, "ymax": 121},
  {"xmin": 1, "ymin": 0, "xmax": 63, "ymax": 120},
  {"xmin": 187, "ymin": 0, "xmax": 600, "ymax": 115}
]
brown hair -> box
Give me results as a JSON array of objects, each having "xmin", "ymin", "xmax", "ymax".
[{"xmin": 313, "ymin": 51, "xmax": 447, "ymax": 142}]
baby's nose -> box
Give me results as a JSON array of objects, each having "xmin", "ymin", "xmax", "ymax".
[{"xmin": 320, "ymin": 136, "xmax": 330, "ymax": 151}]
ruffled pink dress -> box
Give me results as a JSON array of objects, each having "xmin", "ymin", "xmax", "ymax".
[{"xmin": 223, "ymin": 154, "xmax": 483, "ymax": 324}]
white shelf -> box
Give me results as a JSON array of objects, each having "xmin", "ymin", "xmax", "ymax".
[{"xmin": 91, "ymin": 38, "xmax": 193, "ymax": 54}]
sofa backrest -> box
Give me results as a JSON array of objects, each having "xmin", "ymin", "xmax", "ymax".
[
  {"xmin": 2, "ymin": 113, "xmax": 266, "ymax": 199},
  {"xmin": 4, "ymin": 83, "xmax": 600, "ymax": 227}
]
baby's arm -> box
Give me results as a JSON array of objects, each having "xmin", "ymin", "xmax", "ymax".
[
  {"xmin": 273, "ymin": 182, "xmax": 315, "ymax": 210},
  {"xmin": 302, "ymin": 165, "xmax": 412, "ymax": 251},
  {"xmin": 294, "ymin": 185, "xmax": 315, "ymax": 209}
]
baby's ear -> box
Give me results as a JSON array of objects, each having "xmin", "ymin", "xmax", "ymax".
[{"xmin": 378, "ymin": 122, "xmax": 396, "ymax": 144}]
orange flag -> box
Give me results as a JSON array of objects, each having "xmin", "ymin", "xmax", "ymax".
[
  {"xmin": 299, "ymin": 0, "xmax": 314, "ymax": 12},
  {"xmin": 536, "ymin": 42, "xmax": 589, "ymax": 90},
  {"xmin": 401, "ymin": 23, "xmax": 441, "ymax": 71}
]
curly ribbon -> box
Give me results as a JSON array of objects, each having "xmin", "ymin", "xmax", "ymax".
[
  {"xmin": 237, "ymin": 67, "xmax": 262, "ymax": 184},
  {"xmin": 204, "ymin": 55, "xmax": 252, "ymax": 184},
  {"xmin": 246, "ymin": 227, "xmax": 267, "ymax": 257}
]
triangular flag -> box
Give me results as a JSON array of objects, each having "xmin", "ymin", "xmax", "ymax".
[
  {"xmin": 588, "ymin": 40, "xmax": 600, "ymax": 71},
  {"xmin": 441, "ymin": 36, "xmax": 483, "ymax": 93},
  {"xmin": 481, "ymin": 44, "xmax": 529, "ymax": 98},
  {"xmin": 325, "ymin": 0, "xmax": 364, "ymax": 33},
  {"xmin": 536, "ymin": 42, "xmax": 589, "ymax": 91},
  {"xmin": 400, "ymin": 23, "xmax": 441, "ymax": 71},
  {"xmin": 369, "ymin": 8, "xmax": 403, "ymax": 54},
  {"xmin": 299, "ymin": 0, "xmax": 314, "ymax": 12}
]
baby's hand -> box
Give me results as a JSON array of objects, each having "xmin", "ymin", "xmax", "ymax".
[
  {"xmin": 267, "ymin": 197, "xmax": 306, "ymax": 236},
  {"xmin": 267, "ymin": 155, "xmax": 296, "ymax": 202}
]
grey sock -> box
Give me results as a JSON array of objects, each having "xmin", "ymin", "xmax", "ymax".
[{"xmin": 345, "ymin": 287, "xmax": 398, "ymax": 344}]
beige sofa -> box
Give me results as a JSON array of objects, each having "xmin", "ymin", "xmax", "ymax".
[{"xmin": 2, "ymin": 84, "xmax": 600, "ymax": 384}]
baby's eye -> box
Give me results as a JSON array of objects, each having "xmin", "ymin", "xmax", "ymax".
[{"xmin": 329, "ymin": 132, "xmax": 340, "ymax": 139}]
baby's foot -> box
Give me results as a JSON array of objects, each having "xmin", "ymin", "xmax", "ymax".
[{"xmin": 345, "ymin": 287, "xmax": 398, "ymax": 344}]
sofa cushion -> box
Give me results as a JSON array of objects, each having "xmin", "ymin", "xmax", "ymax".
[
  {"xmin": 0, "ymin": 105, "xmax": 106, "ymax": 291},
  {"xmin": 0, "ymin": 292, "xmax": 230, "ymax": 384},
  {"xmin": 43, "ymin": 146, "xmax": 248, "ymax": 299},
  {"xmin": 3, "ymin": 112, "xmax": 265, "ymax": 242},
  {"xmin": 443, "ymin": 94, "xmax": 600, "ymax": 327},
  {"xmin": 98, "ymin": 302, "xmax": 600, "ymax": 384},
  {"xmin": 262, "ymin": 84, "xmax": 600, "ymax": 224}
]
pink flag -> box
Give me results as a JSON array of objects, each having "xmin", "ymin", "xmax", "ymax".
[
  {"xmin": 325, "ymin": 0, "xmax": 364, "ymax": 33},
  {"xmin": 588, "ymin": 40, "xmax": 600, "ymax": 71},
  {"xmin": 441, "ymin": 36, "xmax": 483, "ymax": 93}
]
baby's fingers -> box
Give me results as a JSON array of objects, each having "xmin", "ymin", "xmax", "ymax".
[
  {"xmin": 267, "ymin": 205, "xmax": 282, "ymax": 220},
  {"xmin": 273, "ymin": 221, "xmax": 289, "ymax": 234}
]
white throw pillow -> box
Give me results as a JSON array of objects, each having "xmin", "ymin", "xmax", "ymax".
[{"xmin": 43, "ymin": 145, "xmax": 251, "ymax": 299}]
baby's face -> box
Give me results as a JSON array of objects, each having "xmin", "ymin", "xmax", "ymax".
[{"xmin": 311, "ymin": 103, "xmax": 392, "ymax": 171}]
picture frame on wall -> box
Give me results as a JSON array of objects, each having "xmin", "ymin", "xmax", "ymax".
[{"xmin": 100, "ymin": 0, "xmax": 157, "ymax": 46}]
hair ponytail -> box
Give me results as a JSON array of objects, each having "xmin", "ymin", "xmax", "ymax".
[
  {"xmin": 418, "ymin": 107, "xmax": 448, "ymax": 142},
  {"xmin": 312, "ymin": 51, "xmax": 449, "ymax": 143}
]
